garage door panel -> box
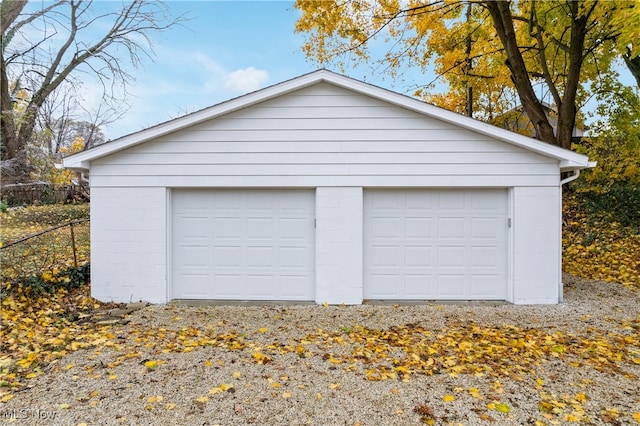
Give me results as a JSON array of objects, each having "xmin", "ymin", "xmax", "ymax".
[
  {"xmin": 174, "ymin": 216, "xmax": 210, "ymax": 238},
  {"xmin": 370, "ymin": 217, "xmax": 400, "ymax": 239},
  {"xmin": 437, "ymin": 218, "xmax": 466, "ymax": 239},
  {"xmin": 247, "ymin": 275, "xmax": 276, "ymax": 296},
  {"xmin": 247, "ymin": 221, "xmax": 276, "ymax": 241},
  {"xmin": 279, "ymin": 247, "xmax": 310, "ymax": 269},
  {"xmin": 279, "ymin": 275, "xmax": 313, "ymax": 298},
  {"xmin": 179, "ymin": 274, "xmax": 211, "ymax": 298},
  {"xmin": 405, "ymin": 275, "xmax": 435, "ymax": 298},
  {"xmin": 471, "ymin": 218, "xmax": 500, "ymax": 238},
  {"xmin": 213, "ymin": 218, "xmax": 243, "ymax": 239},
  {"xmin": 175, "ymin": 245, "xmax": 210, "ymax": 268},
  {"xmin": 370, "ymin": 245, "xmax": 401, "ymax": 267},
  {"xmin": 405, "ymin": 218, "xmax": 433, "ymax": 238},
  {"xmin": 365, "ymin": 189, "xmax": 507, "ymax": 300},
  {"xmin": 246, "ymin": 246, "xmax": 274, "ymax": 268},
  {"xmin": 280, "ymin": 218, "xmax": 310, "ymax": 239},
  {"xmin": 472, "ymin": 191, "xmax": 506, "ymax": 211},
  {"xmin": 438, "ymin": 275, "xmax": 466, "ymax": 297},
  {"xmin": 172, "ymin": 189, "xmax": 314, "ymax": 300},
  {"xmin": 406, "ymin": 192, "xmax": 434, "ymax": 209},
  {"xmin": 368, "ymin": 274, "xmax": 402, "ymax": 298},
  {"xmin": 470, "ymin": 275, "xmax": 501, "ymax": 297},
  {"xmin": 214, "ymin": 275, "xmax": 244, "ymax": 297},
  {"xmin": 471, "ymin": 246, "xmax": 499, "ymax": 267},
  {"xmin": 405, "ymin": 246, "xmax": 433, "ymax": 267},
  {"xmin": 438, "ymin": 193, "xmax": 466, "ymax": 210},
  {"xmin": 438, "ymin": 246, "xmax": 466, "ymax": 267}
]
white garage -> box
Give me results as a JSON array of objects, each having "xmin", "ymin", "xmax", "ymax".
[
  {"xmin": 171, "ymin": 189, "xmax": 315, "ymax": 301},
  {"xmin": 364, "ymin": 189, "xmax": 507, "ymax": 300},
  {"xmin": 64, "ymin": 69, "xmax": 593, "ymax": 305}
]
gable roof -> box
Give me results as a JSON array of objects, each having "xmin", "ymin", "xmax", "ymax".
[{"xmin": 64, "ymin": 69, "xmax": 592, "ymax": 172}]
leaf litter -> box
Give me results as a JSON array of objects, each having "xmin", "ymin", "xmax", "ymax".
[{"xmin": 1, "ymin": 275, "xmax": 639, "ymax": 425}]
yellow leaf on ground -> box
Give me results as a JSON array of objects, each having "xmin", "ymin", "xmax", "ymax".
[
  {"xmin": 232, "ymin": 371, "xmax": 242, "ymax": 379},
  {"xmin": 493, "ymin": 403, "xmax": 511, "ymax": 413},
  {"xmin": 144, "ymin": 360, "xmax": 159, "ymax": 370},
  {"xmin": 282, "ymin": 392, "xmax": 292, "ymax": 399},
  {"xmin": 1, "ymin": 394, "xmax": 14, "ymax": 402},
  {"xmin": 204, "ymin": 360, "xmax": 213, "ymax": 367},
  {"xmin": 443, "ymin": 395, "xmax": 455, "ymax": 402},
  {"xmin": 195, "ymin": 396, "xmax": 209, "ymax": 403}
]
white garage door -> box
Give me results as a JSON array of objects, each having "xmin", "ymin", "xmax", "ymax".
[
  {"xmin": 364, "ymin": 189, "xmax": 508, "ymax": 300},
  {"xmin": 171, "ymin": 189, "xmax": 315, "ymax": 300}
]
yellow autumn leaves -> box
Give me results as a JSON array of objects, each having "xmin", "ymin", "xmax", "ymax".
[{"xmin": 563, "ymin": 193, "xmax": 640, "ymax": 289}]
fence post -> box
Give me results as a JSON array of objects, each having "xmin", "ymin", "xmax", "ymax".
[{"xmin": 70, "ymin": 222, "xmax": 78, "ymax": 268}]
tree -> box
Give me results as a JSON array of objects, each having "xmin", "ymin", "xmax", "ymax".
[
  {"xmin": 1, "ymin": 0, "xmax": 185, "ymax": 180},
  {"xmin": 294, "ymin": 0, "xmax": 639, "ymax": 149}
]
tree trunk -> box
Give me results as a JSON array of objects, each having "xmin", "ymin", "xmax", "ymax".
[
  {"xmin": 624, "ymin": 54, "xmax": 640, "ymax": 88},
  {"xmin": 1, "ymin": 0, "xmax": 27, "ymax": 160},
  {"xmin": 485, "ymin": 0, "xmax": 557, "ymax": 146},
  {"xmin": 556, "ymin": 1, "xmax": 588, "ymax": 150}
]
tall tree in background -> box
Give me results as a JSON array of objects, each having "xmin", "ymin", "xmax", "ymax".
[
  {"xmin": 1, "ymin": 0, "xmax": 185, "ymax": 181},
  {"xmin": 295, "ymin": 0, "xmax": 640, "ymax": 149}
]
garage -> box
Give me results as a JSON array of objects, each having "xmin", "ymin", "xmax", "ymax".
[
  {"xmin": 364, "ymin": 189, "xmax": 508, "ymax": 300},
  {"xmin": 171, "ymin": 189, "xmax": 315, "ymax": 301},
  {"xmin": 64, "ymin": 69, "xmax": 592, "ymax": 305}
]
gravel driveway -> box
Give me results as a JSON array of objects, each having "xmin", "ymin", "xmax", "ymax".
[{"xmin": 3, "ymin": 275, "xmax": 639, "ymax": 425}]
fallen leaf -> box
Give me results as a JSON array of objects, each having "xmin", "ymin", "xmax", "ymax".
[
  {"xmin": 443, "ymin": 394, "xmax": 455, "ymax": 402},
  {"xmin": 144, "ymin": 360, "xmax": 159, "ymax": 370}
]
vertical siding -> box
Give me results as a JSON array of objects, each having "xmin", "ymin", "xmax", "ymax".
[{"xmin": 91, "ymin": 187, "xmax": 167, "ymax": 303}]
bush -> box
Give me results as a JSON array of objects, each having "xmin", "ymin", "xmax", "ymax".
[
  {"xmin": 10, "ymin": 263, "xmax": 91, "ymax": 297},
  {"xmin": 574, "ymin": 185, "xmax": 640, "ymax": 232}
]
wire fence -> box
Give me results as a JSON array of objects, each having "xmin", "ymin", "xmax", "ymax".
[{"xmin": 0, "ymin": 219, "xmax": 90, "ymax": 291}]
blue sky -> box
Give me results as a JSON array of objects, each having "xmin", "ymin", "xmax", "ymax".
[
  {"xmin": 19, "ymin": 1, "xmax": 633, "ymax": 140},
  {"xmin": 99, "ymin": 1, "xmax": 427, "ymax": 140}
]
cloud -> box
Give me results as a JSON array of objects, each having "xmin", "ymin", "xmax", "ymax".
[
  {"xmin": 192, "ymin": 52, "xmax": 269, "ymax": 94},
  {"xmin": 224, "ymin": 67, "xmax": 269, "ymax": 92}
]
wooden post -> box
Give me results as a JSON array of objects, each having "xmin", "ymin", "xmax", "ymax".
[{"xmin": 70, "ymin": 222, "xmax": 78, "ymax": 268}]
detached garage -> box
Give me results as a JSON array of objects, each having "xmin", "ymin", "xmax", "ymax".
[{"xmin": 63, "ymin": 69, "xmax": 592, "ymax": 305}]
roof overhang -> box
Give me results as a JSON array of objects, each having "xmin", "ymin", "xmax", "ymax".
[{"xmin": 64, "ymin": 69, "xmax": 593, "ymax": 173}]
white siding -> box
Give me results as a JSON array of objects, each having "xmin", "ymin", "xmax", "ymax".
[
  {"xmin": 511, "ymin": 186, "xmax": 561, "ymax": 304},
  {"xmin": 315, "ymin": 187, "xmax": 363, "ymax": 304},
  {"xmin": 90, "ymin": 83, "xmax": 558, "ymax": 189},
  {"xmin": 90, "ymin": 187, "xmax": 167, "ymax": 303},
  {"xmin": 85, "ymin": 80, "xmax": 567, "ymax": 305}
]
